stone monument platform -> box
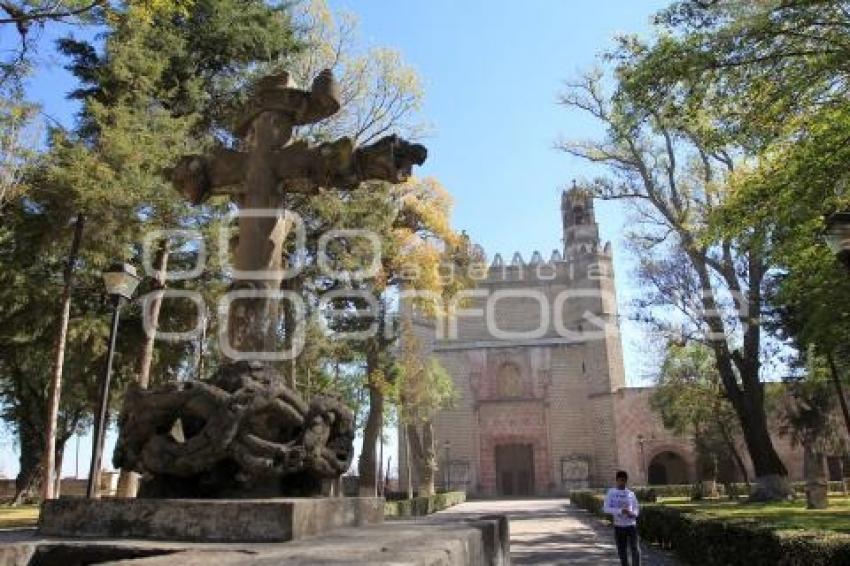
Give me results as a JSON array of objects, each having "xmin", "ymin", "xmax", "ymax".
[
  {"xmin": 38, "ymin": 497, "xmax": 384, "ymax": 543},
  {"xmin": 3, "ymin": 513, "xmax": 509, "ymax": 565}
]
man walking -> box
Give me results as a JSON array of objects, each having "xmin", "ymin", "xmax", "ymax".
[{"xmin": 603, "ymin": 470, "xmax": 641, "ymax": 565}]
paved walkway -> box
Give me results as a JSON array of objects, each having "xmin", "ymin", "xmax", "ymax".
[{"xmin": 438, "ymin": 498, "xmax": 679, "ymax": 565}]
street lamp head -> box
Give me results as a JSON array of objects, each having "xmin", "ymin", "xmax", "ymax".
[
  {"xmin": 102, "ymin": 262, "xmax": 141, "ymax": 301},
  {"xmin": 824, "ymin": 212, "xmax": 850, "ymax": 263}
]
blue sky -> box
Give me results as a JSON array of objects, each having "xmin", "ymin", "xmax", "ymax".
[
  {"xmin": 334, "ymin": 0, "xmax": 670, "ymax": 381},
  {"xmin": 0, "ymin": 1, "xmax": 670, "ymax": 479}
]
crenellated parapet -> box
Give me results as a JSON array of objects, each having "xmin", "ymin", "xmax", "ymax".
[{"xmin": 480, "ymin": 242, "xmax": 614, "ymax": 283}]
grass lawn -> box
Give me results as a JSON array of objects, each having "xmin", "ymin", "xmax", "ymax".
[
  {"xmin": 0, "ymin": 505, "xmax": 39, "ymax": 529},
  {"xmin": 657, "ymin": 495, "xmax": 850, "ymax": 534}
]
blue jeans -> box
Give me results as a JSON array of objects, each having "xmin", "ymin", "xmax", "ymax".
[{"xmin": 614, "ymin": 525, "xmax": 640, "ymax": 565}]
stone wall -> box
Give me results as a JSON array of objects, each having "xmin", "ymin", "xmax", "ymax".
[
  {"xmin": 612, "ymin": 386, "xmax": 820, "ymax": 485},
  {"xmin": 0, "ymin": 472, "xmax": 118, "ymax": 501},
  {"xmin": 613, "ymin": 387, "xmax": 697, "ymax": 485}
]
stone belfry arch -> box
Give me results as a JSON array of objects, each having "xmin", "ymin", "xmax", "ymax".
[{"xmin": 562, "ymin": 181, "xmax": 601, "ymax": 257}]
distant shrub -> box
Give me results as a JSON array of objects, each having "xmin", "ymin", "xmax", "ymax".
[
  {"xmin": 384, "ymin": 490, "xmax": 466, "ymax": 518},
  {"xmin": 569, "ymin": 490, "xmax": 606, "ymax": 517}
]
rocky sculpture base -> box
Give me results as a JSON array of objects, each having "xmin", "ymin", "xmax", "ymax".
[
  {"xmin": 38, "ymin": 497, "xmax": 384, "ymax": 543},
  {"xmin": 114, "ymin": 361, "xmax": 355, "ymax": 498}
]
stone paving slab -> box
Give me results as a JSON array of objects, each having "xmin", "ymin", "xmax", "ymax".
[
  {"xmin": 438, "ymin": 498, "xmax": 679, "ymax": 565},
  {"xmin": 572, "ymin": 506, "xmax": 680, "ymax": 566}
]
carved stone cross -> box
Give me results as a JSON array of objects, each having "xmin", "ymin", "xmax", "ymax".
[{"xmin": 170, "ymin": 70, "xmax": 427, "ymax": 357}]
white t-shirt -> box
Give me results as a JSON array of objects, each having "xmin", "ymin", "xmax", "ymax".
[{"xmin": 603, "ymin": 487, "xmax": 640, "ymax": 527}]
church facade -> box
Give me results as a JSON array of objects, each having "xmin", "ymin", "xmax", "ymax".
[{"xmin": 399, "ymin": 187, "xmax": 812, "ymax": 496}]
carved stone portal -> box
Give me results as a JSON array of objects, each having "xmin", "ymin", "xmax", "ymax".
[{"xmin": 113, "ymin": 69, "xmax": 427, "ymax": 497}]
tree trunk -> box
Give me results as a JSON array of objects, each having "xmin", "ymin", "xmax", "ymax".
[
  {"xmin": 117, "ymin": 241, "xmax": 168, "ymax": 498},
  {"xmin": 405, "ymin": 420, "xmax": 437, "ymax": 497},
  {"xmin": 418, "ymin": 420, "xmax": 436, "ymax": 496},
  {"xmin": 716, "ymin": 413, "xmax": 750, "ymax": 485},
  {"xmin": 12, "ymin": 420, "xmax": 43, "ymax": 506},
  {"xmin": 827, "ymin": 352, "xmax": 850, "ymax": 439},
  {"xmin": 43, "ymin": 213, "xmax": 85, "ymax": 500},
  {"xmin": 803, "ymin": 443, "xmax": 828, "ymax": 509},
  {"xmin": 691, "ymin": 255, "xmax": 790, "ymax": 500},
  {"xmin": 358, "ymin": 346, "xmax": 382, "ymax": 496},
  {"xmin": 737, "ymin": 394, "xmax": 792, "ymax": 500},
  {"xmin": 136, "ymin": 240, "xmax": 169, "ymax": 389},
  {"xmin": 404, "ymin": 425, "xmax": 413, "ymax": 499},
  {"xmin": 701, "ymin": 454, "xmax": 719, "ymax": 498},
  {"xmin": 378, "ymin": 420, "xmax": 384, "ymax": 496},
  {"xmin": 196, "ymin": 313, "xmax": 207, "ymax": 380},
  {"xmin": 53, "ymin": 443, "xmax": 64, "ymax": 497},
  {"xmin": 693, "ymin": 430, "xmax": 718, "ymax": 498}
]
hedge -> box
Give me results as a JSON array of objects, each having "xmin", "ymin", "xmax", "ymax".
[
  {"xmin": 569, "ymin": 485, "xmax": 683, "ymax": 502},
  {"xmin": 793, "ymin": 480, "xmax": 848, "ymax": 494},
  {"xmin": 569, "ymin": 490, "xmax": 850, "ymax": 566},
  {"xmin": 638, "ymin": 505, "xmax": 850, "ymax": 566},
  {"xmin": 573, "ymin": 481, "xmax": 849, "ymax": 502},
  {"xmin": 384, "ymin": 490, "xmax": 466, "ymax": 518},
  {"xmin": 569, "ymin": 490, "xmax": 606, "ymax": 517}
]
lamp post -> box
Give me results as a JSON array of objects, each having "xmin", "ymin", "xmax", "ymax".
[
  {"xmin": 821, "ymin": 213, "xmax": 850, "ymax": 442},
  {"xmin": 87, "ymin": 262, "xmax": 140, "ymax": 499},
  {"xmin": 825, "ymin": 212, "xmax": 850, "ymax": 271},
  {"xmin": 443, "ymin": 440, "xmax": 451, "ymax": 492},
  {"xmin": 637, "ymin": 434, "xmax": 647, "ymax": 485}
]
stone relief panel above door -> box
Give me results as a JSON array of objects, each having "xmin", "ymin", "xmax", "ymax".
[{"xmin": 466, "ymin": 347, "xmax": 553, "ymax": 402}]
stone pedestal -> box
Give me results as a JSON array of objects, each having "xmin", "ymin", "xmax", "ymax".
[
  {"xmin": 4, "ymin": 513, "xmax": 509, "ymax": 566},
  {"xmin": 38, "ymin": 497, "xmax": 383, "ymax": 543}
]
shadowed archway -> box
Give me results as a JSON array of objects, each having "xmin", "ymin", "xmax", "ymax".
[{"xmin": 647, "ymin": 451, "xmax": 689, "ymax": 485}]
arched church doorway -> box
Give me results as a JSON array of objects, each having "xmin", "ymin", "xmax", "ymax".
[
  {"xmin": 495, "ymin": 444, "xmax": 534, "ymax": 496},
  {"xmin": 647, "ymin": 451, "xmax": 689, "ymax": 485}
]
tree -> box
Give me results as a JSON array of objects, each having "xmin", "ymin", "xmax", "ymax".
[
  {"xmin": 622, "ymin": 0, "xmax": 850, "ymax": 448},
  {"xmin": 57, "ymin": 0, "xmax": 300, "ymax": 497},
  {"xmin": 778, "ymin": 350, "xmax": 847, "ymax": 509},
  {"xmin": 305, "ymin": 177, "xmax": 469, "ymax": 495},
  {"xmin": 286, "ymin": 0, "xmax": 426, "ymax": 145},
  {"xmin": 268, "ymin": 0, "xmax": 433, "ymax": 495},
  {"xmin": 0, "ymin": 0, "xmax": 188, "ymax": 94},
  {"xmin": 42, "ymin": 212, "xmax": 84, "ymax": 499},
  {"xmin": 622, "ymin": 0, "xmax": 850, "ymax": 150},
  {"xmin": 558, "ymin": 66, "xmax": 793, "ymax": 499},
  {"xmin": 396, "ymin": 315, "xmax": 455, "ymax": 496},
  {"xmin": 0, "ymin": 181, "xmax": 107, "ymax": 503},
  {"xmin": 0, "ymin": 0, "xmax": 300, "ymax": 501},
  {"xmin": 651, "ymin": 342, "xmax": 750, "ymax": 490},
  {"xmin": 705, "ymin": 117, "xmax": 850, "ymax": 442},
  {"xmin": 353, "ymin": 179, "xmax": 472, "ymax": 496},
  {"xmin": 0, "ymin": 78, "xmax": 39, "ymax": 214}
]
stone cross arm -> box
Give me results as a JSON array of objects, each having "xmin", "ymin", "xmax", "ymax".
[{"xmin": 171, "ymin": 134, "xmax": 427, "ymax": 204}]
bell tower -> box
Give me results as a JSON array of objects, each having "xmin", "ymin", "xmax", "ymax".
[{"xmin": 562, "ymin": 182, "xmax": 600, "ymax": 256}]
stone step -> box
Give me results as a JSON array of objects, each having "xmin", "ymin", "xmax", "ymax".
[{"xmin": 1, "ymin": 513, "xmax": 509, "ymax": 566}]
